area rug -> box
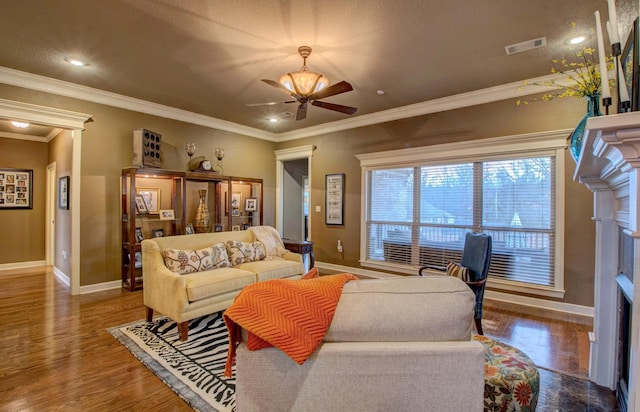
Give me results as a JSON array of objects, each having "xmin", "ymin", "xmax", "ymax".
[
  {"xmin": 108, "ymin": 312, "xmax": 235, "ymax": 412},
  {"xmin": 109, "ymin": 312, "xmax": 617, "ymax": 412}
]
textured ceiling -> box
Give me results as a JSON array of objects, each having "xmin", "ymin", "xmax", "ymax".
[{"xmin": 0, "ymin": 0, "xmax": 636, "ymax": 137}]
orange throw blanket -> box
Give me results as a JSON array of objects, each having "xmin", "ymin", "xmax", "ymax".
[{"xmin": 223, "ymin": 273, "xmax": 358, "ymax": 377}]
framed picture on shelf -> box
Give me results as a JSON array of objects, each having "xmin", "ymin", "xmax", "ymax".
[
  {"xmin": 232, "ymin": 225, "xmax": 241, "ymax": 231},
  {"xmin": 231, "ymin": 192, "xmax": 242, "ymax": 210},
  {"xmin": 58, "ymin": 176, "xmax": 69, "ymax": 210},
  {"xmin": 325, "ymin": 173, "xmax": 345, "ymax": 225},
  {"xmin": 152, "ymin": 228, "xmax": 164, "ymax": 238},
  {"xmin": 185, "ymin": 223, "xmax": 195, "ymax": 234},
  {"xmin": 159, "ymin": 209, "xmax": 175, "ymax": 220},
  {"xmin": 621, "ymin": 18, "xmax": 639, "ymax": 111},
  {"xmin": 134, "ymin": 252, "xmax": 142, "ymax": 268},
  {"xmin": 135, "ymin": 195, "xmax": 148, "ymax": 214},
  {"xmin": 137, "ymin": 187, "xmax": 160, "ymax": 214},
  {"xmin": 245, "ymin": 197, "xmax": 257, "ymax": 211},
  {"xmin": 214, "ymin": 224, "xmax": 223, "ymax": 232},
  {"xmin": 135, "ymin": 227, "xmax": 144, "ymax": 243},
  {"xmin": 232, "ymin": 208, "xmax": 240, "ymax": 217},
  {"xmin": 0, "ymin": 168, "xmax": 33, "ymax": 209}
]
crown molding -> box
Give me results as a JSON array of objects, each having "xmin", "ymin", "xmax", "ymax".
[{"xmin": 0, "ymin": 66, "xmax": 566, "ymax": 142}]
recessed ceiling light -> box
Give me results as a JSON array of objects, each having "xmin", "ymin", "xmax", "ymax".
[
  {"xmin": 376, "ymin": 89, "xmax": 385, "ymax": 95},
  {"xmin": 569, "ymin": 36, "xmax": 585, "ymax": 45},
  {"xmin": 269, "ymin": 118, "xmax": 278, "ymax": 123},
  {"xmin": 10, "ymin": 121, "xmax": 29, "ymax": 128},
  {"xmin": 64, "ymin": 57, "xmax": 89, "ymax": 67}
]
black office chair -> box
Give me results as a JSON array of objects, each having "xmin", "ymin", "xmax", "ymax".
[{"xmin": 418, "ymin": 232, "xmax": 492, "ymax": 335}]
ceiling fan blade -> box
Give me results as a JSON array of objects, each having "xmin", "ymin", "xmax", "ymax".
[
  {"xmin": 296, "ymin": 103, "xmax": 308, "ymax": 120},
  {"xmin": 261, "ymin": 79, "xmax": 302, "ymax": 98},
  {"xmin": 246, "ymin": 100, "xmax": 296, "ymax": 107},
  {"xmin": 308, "ymin": 80, "xmax": 353, "ymax": 100},
  {"xmin": 311, "ymin": 100, "xmax": 358, "ymax": 115}
]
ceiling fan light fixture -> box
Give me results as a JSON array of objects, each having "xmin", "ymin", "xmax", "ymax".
[{"xmin": 279, "ymin": 70, "xmax": 330, "ymax": 96}]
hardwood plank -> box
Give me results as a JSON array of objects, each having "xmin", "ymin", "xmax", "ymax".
[{"xmin": 0, "ymin": 268, "xmax": 593, "ymax": 410}]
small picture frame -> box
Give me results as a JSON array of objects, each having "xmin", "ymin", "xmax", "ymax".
[
  {"xmin": 231, "ymin": 192, "xmax": 242, "ymax": 209},
  {"xmin": 232, "ymin": 208, "xmax": 240, "ymax": 217},
  {"xmin": 134, "ymin": 251, "xmax": 142, "ymax": 268},
  {"xmin": 135, "ymin": 195, "xmax": 148, "ymax": 214},
  {"xmin": 58, "ymin": 176, "xmax": 69, "ymax": 210},
  {"xmin": 245, "ymin": 197, "xmax": 257, "ymax": 211},
  {"xmin": 135, "ymin": 227, "xmax": 144, "ymax": 243},
  {"xmin": 137, "ymin": 187, "xmax": 160, "ymax": 214},
  {"xmin": 159, "ymin": 209, "xmax": 175, "ymax": 220},
  {"xmin": 152, "ymin": 228, "xmax": 165, "ymax": 238},
  {"xmin": 185, "ymin": 223, "xmax": 195, "ymax": 235},
  {"xmin": 214, "ymin": 224, "xmax": 223, "ymax": 232},
  {"xmin": 232, "ymin": 225, "xmax": 241, "ymax": 231}
]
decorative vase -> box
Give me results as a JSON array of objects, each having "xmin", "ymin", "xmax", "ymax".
[
  {"xmin": 193, "ymin": 190, "xmax": 210, "ymax": 233},
  {"xmin": 569, "ymin": 94, "xmax": 601, "ymax": 163}
]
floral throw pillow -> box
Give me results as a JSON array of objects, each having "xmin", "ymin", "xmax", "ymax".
[
  {"xmin": 446, "ymin": 261, "xmax": 470, "ymax": 282},
  {"xmin": 162, "ymin": 247, "xmax": 214, "ymax": 275},
  {"xmin": 211, "ymin": 242, "xmax": 232, "ymax": 268},
  {"xmin": 225, "ymin": 240, "xmax": 267, "ymax": 266}
]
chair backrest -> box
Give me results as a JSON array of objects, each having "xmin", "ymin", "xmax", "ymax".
[{"xmin": 460, "ymin": 232, "xmax": 492, "ymax": 282}]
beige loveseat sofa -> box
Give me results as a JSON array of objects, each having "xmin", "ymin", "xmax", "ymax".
[
  {"xmin": 142, "ymin": 229, "xmax": 304, "ymax": 340},
  {"xmin": 235, "ymin": 276, "xmax": 485, "ymax": 411}
]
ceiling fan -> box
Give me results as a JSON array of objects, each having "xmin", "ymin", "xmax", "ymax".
[{"xmin": 258, "ymin": 46, "xmax": 357, "ymax": 121}]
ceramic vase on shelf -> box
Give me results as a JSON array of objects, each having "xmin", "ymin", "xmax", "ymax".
[
  {"xmin": 569, "ymin": 94, "xmax": 601, "ymax": 163},
  {"xmin": 193, "ymin": 189, "xmax": 210, "ymax": 233}
]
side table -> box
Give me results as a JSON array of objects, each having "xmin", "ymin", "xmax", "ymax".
[{"xmin": 282, "ymin": 239, "xmax": 315, "ymax": 271}]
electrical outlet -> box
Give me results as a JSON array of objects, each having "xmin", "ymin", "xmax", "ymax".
[
  {"xmin": 337, "ymin": 240, "xmax": 343, "ymax": 253},
  {"xmin": 61, "ymin": 250, "xmax": 67, "ymax": 259},
  {"xmin": 315, "ymin": 205, "xmax": 321, "ymax": 213}
]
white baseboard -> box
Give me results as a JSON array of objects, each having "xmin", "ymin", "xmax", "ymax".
[
  {"xmin": 53, "ymin": 266, "xmax": 70, "ymax": 287},
  {"xmin": 315, "ymin": 261, "xmax": 594, "ymax": 318},
  {"xmin": 0, "ymin": 260, "xmax": 46, "ymax": 273},
  {"xmin": 79, "ymin": 280, "xmax": 123, "ymax": 294}
]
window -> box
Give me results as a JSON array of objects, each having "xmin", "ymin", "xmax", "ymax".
[{"xmin": 357, "ymin": 132, "xmax": 566, "ymax": 297}]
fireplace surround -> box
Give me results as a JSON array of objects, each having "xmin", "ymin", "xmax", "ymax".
[{"xmin": 574, "ymin": 111, "xmax": 640, "ymax": 411}]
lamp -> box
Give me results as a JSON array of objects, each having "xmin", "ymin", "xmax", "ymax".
[{"xmin": 278, "ymin": 46, "xmax": 330, "ymax": 97}]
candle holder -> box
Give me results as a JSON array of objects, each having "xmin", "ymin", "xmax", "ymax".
[
  {"xmin": 213, "ymin": 147, "xmax": 225, "ymax": 175},
  {"xmin": 185, "ymin": 143, "xmax": 197, "ymax": 160}
]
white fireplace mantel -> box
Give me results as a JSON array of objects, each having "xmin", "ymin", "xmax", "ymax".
[{"xmin": 574, "ymin": 111, "xmax": 640, "ymax": 410}]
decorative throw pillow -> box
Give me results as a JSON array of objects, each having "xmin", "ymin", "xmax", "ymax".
[
  {"xmin": 211, "ymin": 242, "xmax": 232, "ymax": 268},
  {"xmin": 162, "ymin": 247, "xmax": 214, "ymax": 275},
  {"xmin": 225, "ymin": 240, "xmax": 267, "ymax": 266},
  {"xmin": 301, "ymin": 267, "xmax": 319, "ymax": 280},
  {"xmin": 446, "ymin": 261, "xmax": 470, "ymax": 282}
]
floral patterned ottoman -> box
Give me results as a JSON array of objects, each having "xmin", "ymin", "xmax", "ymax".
[{"xmin": 473, "ymin": 335, "xmax": 540, "ymax": 412}]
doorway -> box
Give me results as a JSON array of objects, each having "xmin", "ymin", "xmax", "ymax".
[{"xmin": 274, "ymin": 145, "xmax": 315, "ymax": 241}]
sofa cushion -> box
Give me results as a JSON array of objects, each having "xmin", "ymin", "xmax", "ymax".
[
  {"xmin": 235, "ymin": 258, "xmax": 304, "ymax": 281},
  {"xmin": 162, "ymin": 247, "xmax": 215, "ymax": 275},
  {"xmin": 447, "ymin": 261, "xmax": 469, "ymax": 282},
  {"xmin": 226, "ymin": 240, "xmax": 267, "ymax": 265},
  {"xmin": 183, "ymin": 267, "xmax": 256, "ymax": 302},
  {"xmin": 324, "ymin": 276, "xmax": 475, "ymax": 342},
  {"xmin": 211, "ymin": 242, "xmax": 232, "ymax": 268}
]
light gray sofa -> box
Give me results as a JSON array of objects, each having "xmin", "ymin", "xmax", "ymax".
[
  {"xmin": 235, "ymin": 276, "xmax": 485, "ymax": 412},
  {"xmin": 142, "ymin": 230, "xmax": 304, "ymax": 340}
]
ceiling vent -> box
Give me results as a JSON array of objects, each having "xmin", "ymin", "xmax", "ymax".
[{"xmin": 504, "ymin": 37, "xmax": 546, "ymax": 55}]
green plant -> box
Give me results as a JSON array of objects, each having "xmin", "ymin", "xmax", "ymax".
[{"xmin": 517, "ymin": 24, "xmax": 613, "ymax": 105}]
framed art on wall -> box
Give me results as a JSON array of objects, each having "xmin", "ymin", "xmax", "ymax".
[
  {"xmin": 58, "ymin": 176, "xmax": 69, "ymax": 210},
  {"xmin": 325, "ymin": 173, "xmax": 345, "ymax": 225},
  {"xmin": 245, "ymin": 197, "xmax": 257, "ymax": 211},
  {"xmin": 0, "ymin": 168, "xmax": 33, "ymax": 209}
]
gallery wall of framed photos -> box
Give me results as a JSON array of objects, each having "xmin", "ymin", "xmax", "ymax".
[{"xmin": 0, "ymin": 168, "xmax": 33, "ymax": 209}]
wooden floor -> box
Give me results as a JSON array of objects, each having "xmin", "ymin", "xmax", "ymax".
[{"xmin": 0, "ymin": 268, "xmax": 592, "ymax": 411}]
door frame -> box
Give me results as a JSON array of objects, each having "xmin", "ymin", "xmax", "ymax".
[
  {"xmin": 45, "ymin": 162, "xmax": 56, "ymax": 267},
  {"xmin": 274, "ymin": 145, "xmax": 315, "ymax": 238}
]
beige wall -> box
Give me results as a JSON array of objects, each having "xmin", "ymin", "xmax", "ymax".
[
  {"xmin": 49, "ymin": 130, "xmax": 73, "ymax": 275},
  {"xmin": 0, "ymin": 137, "xmax": 48, "ymax": 263},
  {"xmin": 0, "ymin": 83, "xmax": 596, "ymax": 306},
  {"xmin": 279, "ymin": 97, "xmax": 596, "ymax": 307}
]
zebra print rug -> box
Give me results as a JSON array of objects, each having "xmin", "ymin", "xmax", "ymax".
[{"xmin": 108, "ymin": 312, "xmax": 235, "ymax": 412}]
